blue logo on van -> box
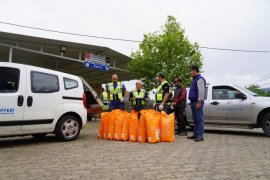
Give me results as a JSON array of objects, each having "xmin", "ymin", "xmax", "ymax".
[{"xmin": 0, "ymin": 107, "xmax": 15, "ymax": 114}]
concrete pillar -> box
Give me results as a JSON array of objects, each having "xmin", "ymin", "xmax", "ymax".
[{"xmin": 9, "ymin": 47, "xmax": 13, "ymax": 63}]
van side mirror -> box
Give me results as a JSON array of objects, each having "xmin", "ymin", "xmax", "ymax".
[{"xmin": 235, "ymin": 92, "xmax": 247, "ymax": 100}]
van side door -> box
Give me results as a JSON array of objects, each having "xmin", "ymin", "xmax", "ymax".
[
  {"xmin": 0, "ymin": 65, "xmax": 26, "ymax": 133},
  {"xmin": 21, "ymin": 67, "xmax": 62, "ymax": 131}
]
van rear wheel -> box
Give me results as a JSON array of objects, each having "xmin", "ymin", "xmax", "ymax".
[
  {"xmin": 55, "ymin": 115, "xmax": 81, "ymax": 141},
  {"xmin": 262, "ymin": 113, "xmax": 270, "ymax": 137}
]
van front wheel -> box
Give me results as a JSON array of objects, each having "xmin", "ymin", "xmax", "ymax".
[
  {"xmin": 262, "ymin": 113, "xmax": 270, "ymax": 137},
  {"xmin": 55, "ymin": 115, "xmax": 81, "ymax": 141}
]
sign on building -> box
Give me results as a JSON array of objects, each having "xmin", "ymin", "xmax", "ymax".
[{"xmin": 85, "ymin": 52, "xmax": 109, "ymax": 71}]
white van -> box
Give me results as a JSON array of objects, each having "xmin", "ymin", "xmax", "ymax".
[{"xmin": 0, "ymin": 62, "xmax": 88, "ymax": 141}]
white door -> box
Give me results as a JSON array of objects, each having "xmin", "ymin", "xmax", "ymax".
[
  {"xmin": 21, "ymin": 67, "xmax": 62, "ymax": 131},
  {"xmin": 210, "ymin": 86, "xmax": 251, "ymax": 124},
  {"xmin": 0, "ymin": 65, "xmax": 26, "ymax": 133}
]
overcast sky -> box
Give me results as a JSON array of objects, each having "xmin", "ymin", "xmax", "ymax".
[{"xmin": 0, "ymin": 0, "xmax": 270, "ymax": 91}]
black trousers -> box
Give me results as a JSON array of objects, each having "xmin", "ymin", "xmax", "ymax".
[{"xmin": 174, "ymin": 105, "xmax": 186, "ymax": 133}]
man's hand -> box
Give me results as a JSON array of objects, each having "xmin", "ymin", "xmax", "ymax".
[
  {"xmin": 196, "ymin": 101, "xmax": 201, "ymax": 110},
  {"xmin": 120, "ymin": 98, "xmax": 125, "ymax": 103},
  {"xmin": 172, "ymin": 102, "xmax": 177, "ymax": 106},
  {"xmin": 158, "ymin": 103, "xmax": 164, "ymax": 111}
]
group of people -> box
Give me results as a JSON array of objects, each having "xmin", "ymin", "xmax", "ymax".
[{"xmin": 100, "ymin": 65, "xmax": 206, "ymax": 142}]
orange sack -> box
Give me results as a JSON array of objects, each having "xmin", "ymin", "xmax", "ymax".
[
  {"xmin": 142, "ymin": 109, "xmax": 161, "ymax": 144},
  {"xmin": 138, "ymin": 111, "xmax": 147, "ymax": 143},
  {"xmin": 160, "ymin": 111, "xmax": 175, "ymax": 142},
  {"xmin": 121, "ymin": 112, "xmax": 130, "ymax": 141},
  {"xmin": 114, "ymin": 109, "xmax": 126, "ymax": 141},
  {"xmin": 103, "ymin": 112, "xmax": 109, "ymax": 140},
  {"xmin": 129, "ymin": 110, "xmax": 139, "ymax": 142},
  {"xmin": 108, "ymin": 110, "xmax": 117, "ymax": 140},
  {"xmin": 97, "ymin": 112, "xmax": 107, "ymax": 139}
]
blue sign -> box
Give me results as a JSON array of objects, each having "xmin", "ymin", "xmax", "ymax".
[
  {"xmin": 85, "ymin": 61, "xmax": 109, "ymax": 71},
  {"xmin": 0, "ymin": 107, "xmax": 15, "ymax": 115}
]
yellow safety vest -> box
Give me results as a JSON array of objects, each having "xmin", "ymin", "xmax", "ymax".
[
  {"xmin": 107, "ymin": 82, "xmax": 123, "ymax": 101},
  {"xmin": 167, "ymin": 87, "xmax": 175, "ymax": 106},
  {"xmin": 101, "ymin": 92, "xmax": 109, "ymax": 111},
  {"xmin": 155, "ymin": 81, "xmax": 169, "ymax": 103},
  {"xmin": 102, "ymin": 92, "xmax": 108, "ymax": 102},
  {"xmin": 132, "ymin": 89, "xmax": 146, "ymax": 107}
]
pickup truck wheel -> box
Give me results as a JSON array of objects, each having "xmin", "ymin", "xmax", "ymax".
[
  {"xmin": 55, "ymin": 115, "xmax": 81, "ymax": 141},
  {"xmin": 262, "ymin": 113, "xmax": 270, "ymax": 137},
  {"xmin": 32, "ymin": 133, "xmax": 47, "ymax": 138}
]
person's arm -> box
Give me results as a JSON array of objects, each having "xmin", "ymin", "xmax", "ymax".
[
  {"xmin": 120, "ymin": 84, "xmax": 128, "ymax": 102},
  {"xmin": 122, "ymin": 84, "xmax": 128, "ymax": 98},
  {"xmin": 158, "ymin": 83, "xmax": 169, "ymax": 110},
  {"xmin": 106, "ymin": 84, "xmax": 110, "ymax": 102},
  {"xmin": 129, "ymin": 92, "xmax": 134, "ymax": 101},
  {"xmin": 175, "ymin": 88, "xmax": 187, "ymax": 105},
  {"xmin": 196, "ymin": 79, "xmax": 206, "ymax": 109},
  {"xmin": 161, "ymin": 83, "xmax": 170, "ymax": 104},
  {"xmin": 162, "ymin": 93, "xmax": 169, "ymax": 104},
  {"xmin": 145, "ymin": 91, "xmax": 149, "ymax": 101},
  {"xmin": 197, "ymin": 79, "xmax": 205, "ymax": 101}
]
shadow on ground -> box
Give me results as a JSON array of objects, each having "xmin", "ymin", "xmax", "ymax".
[
  {"xmin": 0, "ymin": 126, "xmax": 268, "ymax": 148},
  {"xmin": 187, "ymin": 128, "xmax": 267, "ymax": 137},
  {"xmin": 0, "ymin": 135, "xmax": 63, "ymax": 148}
]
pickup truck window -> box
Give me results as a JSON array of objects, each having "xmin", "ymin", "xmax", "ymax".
[{"xmin": 212, "ymin": 86, "xmax": 241, "ymax": 100}]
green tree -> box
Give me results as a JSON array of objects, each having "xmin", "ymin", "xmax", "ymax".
[
  {"xmin": 128, "ymin": 16, "xmax": 203, "ymax": 91},
  {"xmin": 246, "ymin": 84, "xmax": 270, "ymax": 97}
]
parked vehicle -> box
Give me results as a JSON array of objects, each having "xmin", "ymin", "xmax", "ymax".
[
  {"xmin": 185, "ymin": 84, "xmax": 270, "ymax": 137},
  {"xmin": 0, "ymin": 62, "xmax": 99, "ymax": 141},
  {"xmin": 81, "ymin": 78, "xmax": 103, "ymax": 121}
]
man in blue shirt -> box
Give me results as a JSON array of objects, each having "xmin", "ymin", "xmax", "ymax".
[
  {"xmin": 106, "ymin": 74, "xmax": 128, "ymax": 111},
  {"xmin": 187, "ymin": 65, "xmax": 206, "ymax": 142}
]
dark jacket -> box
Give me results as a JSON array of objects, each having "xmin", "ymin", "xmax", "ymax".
[{"xmin": 173, "ymin": 86, "xmax": 186, "ymax": 107}]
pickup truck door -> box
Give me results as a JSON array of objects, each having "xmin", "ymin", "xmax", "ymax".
[
  {"xmin": 186, "ymin": 87, "xmax": 210, "ymax": 122},
  {"xmin": 209, "ymin": 86, "xmax": 252, "ymax": 123}
]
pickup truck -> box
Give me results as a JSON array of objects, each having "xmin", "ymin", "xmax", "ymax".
[{"xmin": 185, "ymin": 84, "xmax": 270, "ymax": 137}]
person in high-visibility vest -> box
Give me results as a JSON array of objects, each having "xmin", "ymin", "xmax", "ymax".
[
  {"xmin": 100, "ymin": 88, "xmax": 109, "ymax": 111},
  {"xmin": 166, "ymin": 85, "xmax": 175, "ymax": 114},
  {"xmin": 129, "ymin": 80, "xmax": 149, "ymax": 119},
  {"xmin": 106, "ymin": 74, "xmax": 128, "ymax": 111},
  {"xmin": 155, "ymin": 72, "xmax": 170, "ymax": 114}
]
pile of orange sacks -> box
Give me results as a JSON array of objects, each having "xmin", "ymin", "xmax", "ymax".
[{"xmin": 97, "ymin": 109, "xmax": 175, "ymax": 143}]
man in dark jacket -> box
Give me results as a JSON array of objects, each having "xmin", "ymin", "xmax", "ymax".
[
  {"xmin": 187, "ymin": 65, "xmax": 206, "ymax": 142},
  {"xmin": 172, "ymin": 77, "xmax": 187, "ymax": 136}
]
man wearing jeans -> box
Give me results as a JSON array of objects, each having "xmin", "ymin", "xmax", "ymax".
[{"xmin": 187, "ymin": 65, "xmax": 206, "ymax": 142}]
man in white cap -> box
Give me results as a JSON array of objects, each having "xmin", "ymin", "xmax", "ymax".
[{"xmin": 129, "ymin": 80, "xmax": 149, "ymax": 118}]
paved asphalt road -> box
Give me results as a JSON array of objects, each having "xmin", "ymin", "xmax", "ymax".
[{"xmin": 0, "ymin": 121, "xmax": 269, "ymax": 180}]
